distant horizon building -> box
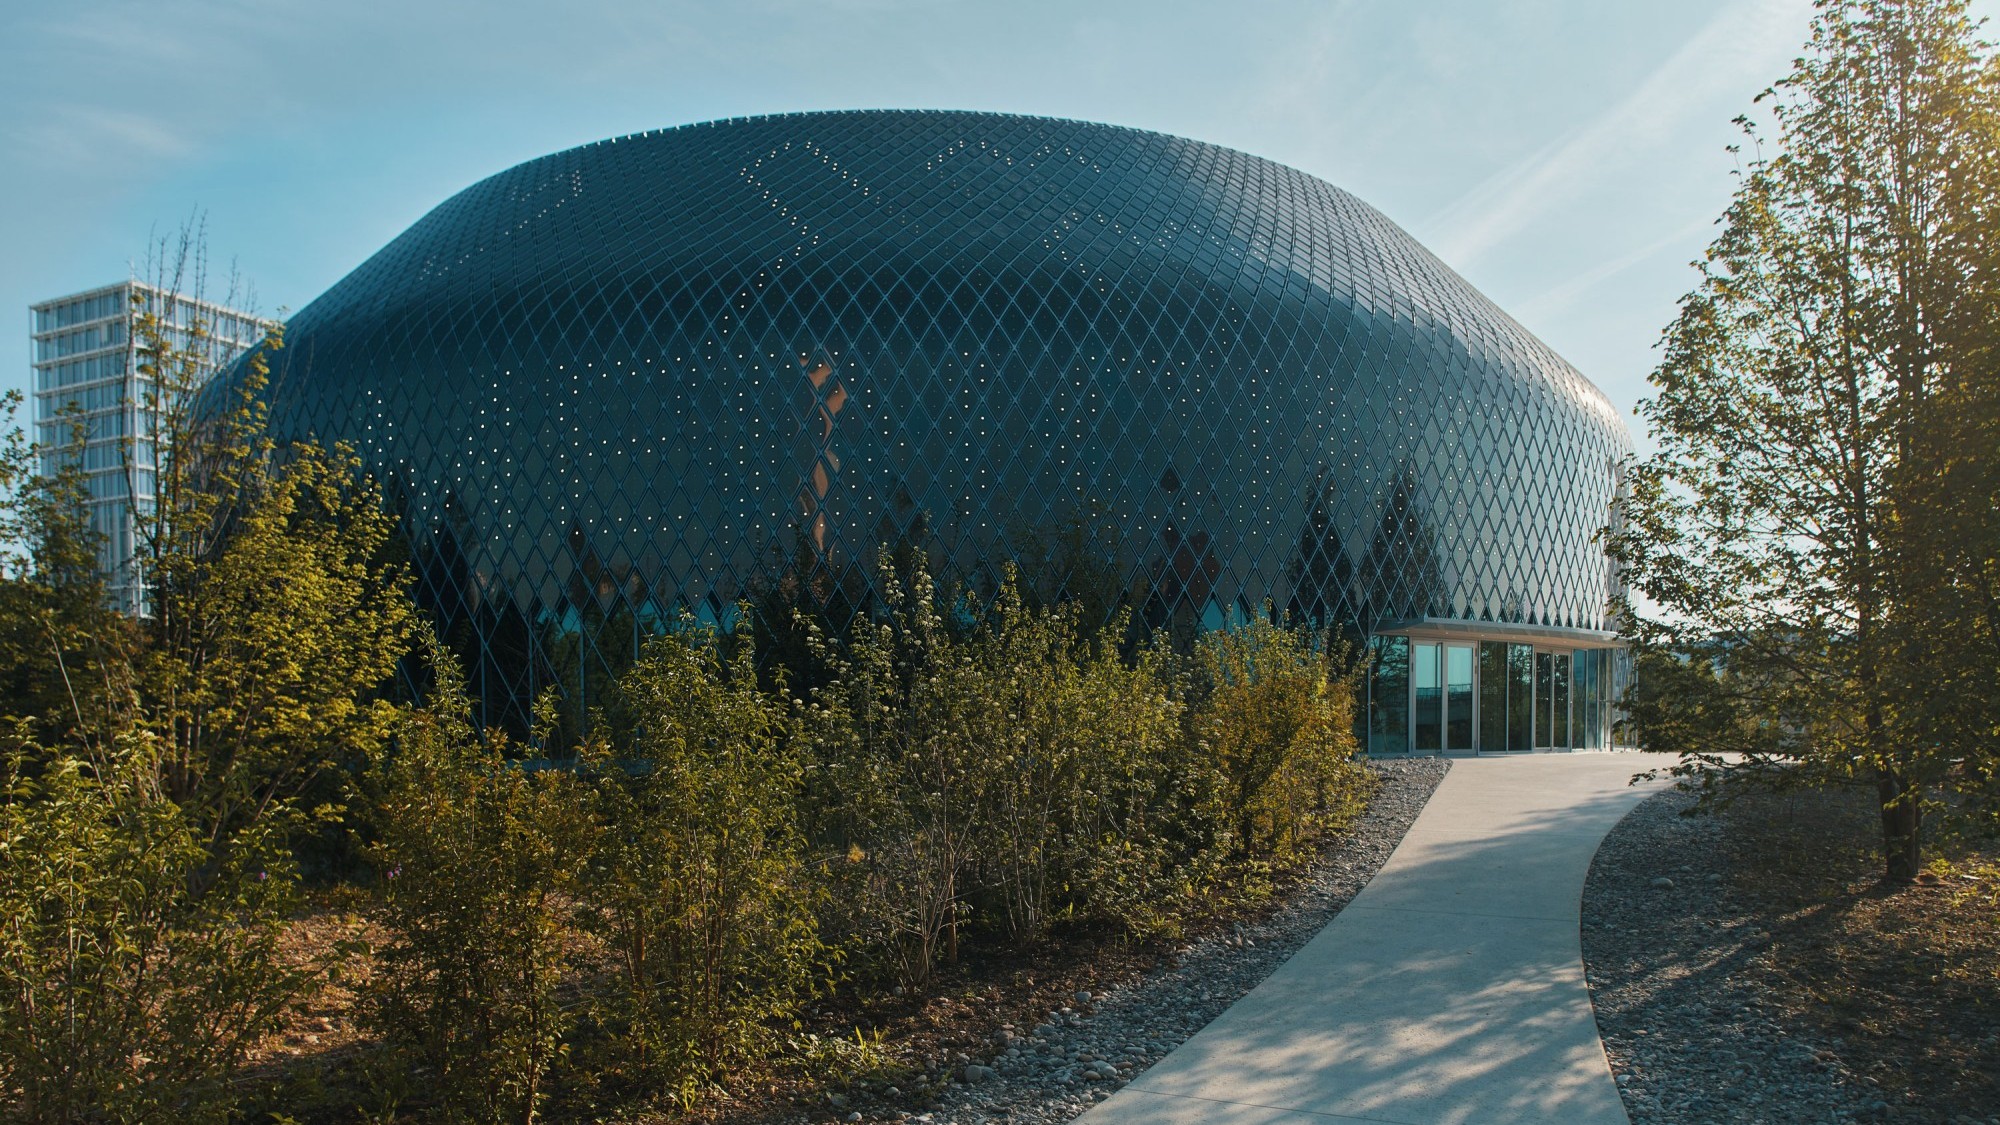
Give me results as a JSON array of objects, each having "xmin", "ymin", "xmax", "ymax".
[{"xmin": 30, "ymin": 280, "xmax": 264, "ymax": 614}]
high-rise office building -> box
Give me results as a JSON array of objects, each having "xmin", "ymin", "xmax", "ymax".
[{"xmin": 29, "ymin": 280, "xmax": 264, "ymax": 613}]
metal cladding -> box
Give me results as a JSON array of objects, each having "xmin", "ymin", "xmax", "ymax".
[{"xmin": 237, "ymin": 110, "xmax": 1632, "ymax": 727}]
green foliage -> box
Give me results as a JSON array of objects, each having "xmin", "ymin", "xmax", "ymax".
[
  {"xmin": 957, "ymin": 578, "xmax": 1187, "ymax": 944},
  {"xmin": 366, "ymin": 645, "xmax": 594, "ymax": 1124},
  {"xmin": 0, "ymin": 238, "xmax": 419, "ymax": 1119},
  {"xmin": 1188, "ymin": 619, "xmax": 1367, "ymax": 865},
  {"xmin": 1612, "ymin": 0, "xmax": 2000, "ymax": 880},
  {"xmin": 584, "ymin": 620, "xmax": 823, "ymax": 1103},
  {"xmin": 0, "ymin": 392, "xmax": 123, "ymax": 745},
  {"xmin": 803, "ymin": 555, "xmax": 981, "ymax": 987},
  {"xmin": 139, "ymin": 437, "xmax": 415, "ymax": 844},
  {"xmin": 129, "ymin": 303, "xmax": 414, "ymax": 845},
  {"xmin": 804, "ymin": 557, "xmax": 1370, "ymax": 987},
  {"xmin": 0, "ymin": 731, "xmax": 308, "ymax": 1124}
]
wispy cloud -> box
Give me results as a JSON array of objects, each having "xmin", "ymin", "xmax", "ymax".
[
  {"xmin": 6, "ymin": 105, "xmax": 194, "ymax": 171},
  {"xmin": 1512, "ymin": 214, "xmax": 1718, "ymax": 323},
  {"xmin": 1422, "ymin": 0, "xmax": 1810, "ymax": 268}
]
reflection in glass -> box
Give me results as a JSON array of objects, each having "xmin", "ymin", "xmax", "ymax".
[
  {"xmin": 1480, "ymin": 642, "xmax": 1507, "ymax": 752},
  {"xmin": 1370, "ymin": 635, "xmax": 1410, "ymax": 755},
  {"xmin": 1358, "ymin": 469, "xmax": 1446, "ymax": 630},
  {"xmin": 1413, "ymin": 642, "xmax": 1442, "ymax": 752},
  {"xmin": 1287, "ymin": 477, "xmax": 1360, "ymax": 640},
  {"xmin": 1508, "ymin": 644, "xmax": 1534, "ymax": 752},
  {"xmin": 1534, "ymin": 652, "xmax": 1554, "ymax": 748},
  {"xmin": 1553, "ymin": 652, "xmax": 1571, "ymax": 749},
  {"xmin": 1578, "ymin": 650, "xmax": 1600, "ymax": 749},
  {"xmin": 1446, "ymin": 644, "xmax": 1474, "ymax": 750}
]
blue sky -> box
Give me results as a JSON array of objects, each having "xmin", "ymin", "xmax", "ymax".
[{"xmin": 5, "ymin": 0, "xmax": 1956, "ymax": 446}]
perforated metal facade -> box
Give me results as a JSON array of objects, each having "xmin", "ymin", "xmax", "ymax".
[{"xmin": 236, "ymin": 110, "xmax": 1631, "ymax": 734}]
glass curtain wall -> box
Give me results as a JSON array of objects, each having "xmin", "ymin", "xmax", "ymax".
[
  {"xmin": 1365, "ymin": 637, "xmax": 1620, "ymax": 754},
  {"xmin": 1445, "ymin": 644, "xmax": 1473, "ymax": 751},
  {"xmin": 1413, "ymin": 642, "xmax": 1442, "ymax": 752},
  {"xmin": 1370, "ymin": 635, "xmax": 1410, "ymax": 754}
]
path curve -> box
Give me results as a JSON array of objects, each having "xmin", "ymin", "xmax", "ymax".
[{"xmin": 1079, "ymin": 753, "xmax": 1666, "ymax": 1125}]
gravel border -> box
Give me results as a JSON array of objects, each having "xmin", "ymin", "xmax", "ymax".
[
  {"xmin": 1582, "ymin": 786, "xmax": 1890, "ymax": 1124},
  {"xmin": 890, "ymin": 756, "xmax": 1450, "ymax": 1125}
]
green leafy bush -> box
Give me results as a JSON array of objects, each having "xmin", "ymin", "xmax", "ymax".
[
  {"xmin": 802, "ymin": 560, "xmax": 1364, "ymax": 984},
  {"xmin": 365, "ymin": 652, "xmax": 594, "ymax": 1124},
  {"xmin": 0, "ymin": 732, "xmax": 308, "ymax": 1124},
  {"xmin": 963, "ymin": 581, "xmax": 1187, "ymax": 943},
  {"xmin": 584, "ymin": 620, "xmax": 823, "ymax": 1104},
  {"xmin": 1188, "ymin": 619, "xmax": 1367, "ymax": 865},
  {"xmin": 803, "ymin": 557, "xmax": 982, "ymax": 988}
]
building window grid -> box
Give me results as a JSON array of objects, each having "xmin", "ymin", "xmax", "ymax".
[
  {"xmin": 1367, "ymin": 633, "xmax": 1617, "ymax": 754},
  {"xmin": 29, "ymin": 281, "xmax": 261, "ymax": 615}
]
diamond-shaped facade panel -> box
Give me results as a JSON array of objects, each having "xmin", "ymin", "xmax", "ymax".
[{"xmin": 229, "ymin": 110, "xmax": 1633, "ymax": 731}]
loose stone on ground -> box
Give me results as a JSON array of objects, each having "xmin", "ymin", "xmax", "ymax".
[{"xmin": 1584, "ymin": 788, "xmax": 1886, "ymax": 1125}]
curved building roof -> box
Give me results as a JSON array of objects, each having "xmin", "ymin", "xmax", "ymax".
[{"xmin": 243, "ymin": 110, "xmax": 1631, "ymax": 723}]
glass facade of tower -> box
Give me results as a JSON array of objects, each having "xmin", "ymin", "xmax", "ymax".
[
  {"xmin": 31, "ymin": 281, "xmax": 264, "ymax": 614},
  {"xmin": 224, "ymin": 110, "xmax": 1633, "ymax": 744}
]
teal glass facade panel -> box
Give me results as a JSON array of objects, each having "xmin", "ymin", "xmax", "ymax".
[{"xmin": 219, "ymin": 111, "xmax": 1632, "ymax": 730}]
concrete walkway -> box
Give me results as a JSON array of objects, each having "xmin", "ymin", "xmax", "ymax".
[{"xmin": 1080, "ymin": 752, "xmax": 1667, "ymax": 1125}]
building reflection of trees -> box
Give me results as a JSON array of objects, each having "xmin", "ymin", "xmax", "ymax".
[
  {"xmin": 1287, "ymin": 472, "xmax": 1362, "ymax": 643},
  {"xmin": 1355, "ymin": 466, "xmax": 1445, "ymax": 632},
  {"xmin": 1142, "ymin": 525, "xmax": 1222, "ymax": 644},
  {"xmin": 399, "ymin": 455, "xmax": 1449, "ymax": 739}
]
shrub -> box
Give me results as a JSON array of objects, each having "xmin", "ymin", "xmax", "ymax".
[
  {"xmin": 1189, "ymin": 620, "xmax": 1367, "ymax": 864},
  {"xmin": 366, "ymin": 652, "xmax": 594, "ymax": 1124},
  {"xmin": 803, "ymin": 557, "xmax": 982, "ymax": 988},
  {"xmin": 0, "ymin": 731, "xmax": 308, "ymax": 1124},
  {"xmin": 807, "ymin": 559, "xmax": 1248, "ymax": 977},
  {"xmin": 585, "ymin": 620, "xmax": 823, "ymax": 1104},
  {"xmin": 966, "ymin": 583, "xmax": 1186, "ymax": 943}
]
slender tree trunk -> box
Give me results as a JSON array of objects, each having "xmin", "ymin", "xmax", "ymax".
[{"xmin": 1875, "ymin": 762, "xmax": 1922, "ymax": 883}]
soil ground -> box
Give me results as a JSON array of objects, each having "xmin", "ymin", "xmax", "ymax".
[
  {"xmin": 1592, "ymin": 779, "xmax": 2000, "ymax": 1124},
  {"xmin": 1718, "ymin": 784, "xmax": 2000, "ymax": 1120}
]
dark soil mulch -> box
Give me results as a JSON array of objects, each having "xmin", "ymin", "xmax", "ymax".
[{"xmin": 1713, "ymin": 783, "xmax": 2000, "ymax": 1121}]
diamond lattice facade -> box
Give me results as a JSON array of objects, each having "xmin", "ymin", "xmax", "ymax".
[{"xmin": 231, "ymin": 110, "xmax": 1633, "ymax": 749}]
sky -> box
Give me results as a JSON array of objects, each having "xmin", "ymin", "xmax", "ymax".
[{"xmin": 6, "ymin": 0, "xmax": 1966, "ymax": 449}]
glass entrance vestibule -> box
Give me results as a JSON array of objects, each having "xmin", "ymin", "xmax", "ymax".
[{"xmin": 1365, "ymin": 635, "xmax": 1620, "ymax": 754}]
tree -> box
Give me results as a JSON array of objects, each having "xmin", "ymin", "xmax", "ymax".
[
  {"xmin": 117, "ymin": 238, "xmax": 415, "ymax": 848},
  {"xmin": 1614, "ymin": 0, "xmax": 2000, "ymax": 881},
  {"xmin": 0, "ymin": 394, "xmax": 125, "ymax": 743},
  {"xmin": 0, "ymin": 229, "xmax": 420, "ymax": 1117}
]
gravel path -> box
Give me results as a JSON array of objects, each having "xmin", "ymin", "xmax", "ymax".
[
  {"xmin": 1582, "ymin": 787, "xmax": 1890, "ymax": 1124},
  {"xmin": 894, "ymin": 757, "xmax": 1448, "ymax": 1125}
]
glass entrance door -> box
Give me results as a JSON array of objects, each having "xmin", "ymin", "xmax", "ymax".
[
  {"xmin": 1412, "ymin": 642, "xmax": 1443, "ymax": 753},
  {"xmin": 1478, "ymin": 642, "xmax": 1506, "ymax": 752},
  {"xmin": 1552, "ymin": 652, "xmax": 1571, "ymax": 749},
  {"xmin": 1445, "ymin": 644, "xmax": 1474, "ymax": 752},
  {"xmin": 1533, "ymin": 652, "xmax": 1555, "ymax": 749}
]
